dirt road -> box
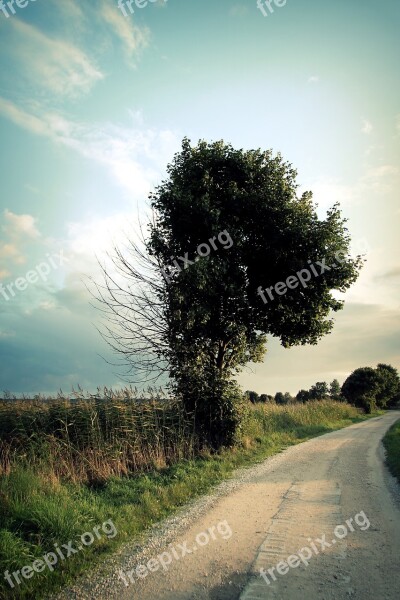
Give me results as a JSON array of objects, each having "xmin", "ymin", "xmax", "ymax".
[{"xmin": 58, "ymin": 412, "xmax": 400, "ymax": 600}]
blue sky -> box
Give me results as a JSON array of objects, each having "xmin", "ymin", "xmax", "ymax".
[{"xmin": 0, "ymin": 0, "xmax": 399, "ymax": 395}]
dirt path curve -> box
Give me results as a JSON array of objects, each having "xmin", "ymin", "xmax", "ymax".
[{"xmin": 58, "ymin": 412, "xmax": 400, "ymax": 600}]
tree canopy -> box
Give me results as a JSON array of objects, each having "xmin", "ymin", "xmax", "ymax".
[
  {"xmin": 148, "ymin": 139, "xmax": 362, "ymax": 379},
  {"xmin": 341, "ymin": 364, "xmax": 400, "ymax": 413}
]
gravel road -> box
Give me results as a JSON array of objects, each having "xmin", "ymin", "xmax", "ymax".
[{"xmin": 52, "ymin": 411, "xmax": 400, "ymax": 600}]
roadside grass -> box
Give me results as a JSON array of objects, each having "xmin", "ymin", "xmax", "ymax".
[
  {"xmin": 383, "ymin": 418, "xmax": 400, "ymax": 483},
  {"xmin": 0, "ymin": 400, "xmax": 378, "ymax": 599}
]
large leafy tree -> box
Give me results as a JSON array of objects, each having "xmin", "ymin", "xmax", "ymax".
[
  {"xmin": 341, "ymin": 364, "xmax": 399, "ymax": 412},
  {"xmin": 149, "ymin": 140, "xmax": 362, "ymax": 369},
  {"xmin": 150, "ymin": 140, "xmax": 361, "ymax": 357},
  {"xmin": 98, "ymin": 139, "xmax": 363, "ymax": 447}
]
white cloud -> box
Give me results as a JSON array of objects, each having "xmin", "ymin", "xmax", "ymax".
[
  {"xmin": 0, "ymin": 98, "xmax": 51, "ymax": 137},
  {"xmin": 10, "ymin": 19, "xmax": 104, "ymax": 98},
  {"xmin": 0, "ymin": 211, "xmax": 40, "ymax": 273},
  {"xmin": 3, "ymin": 209, "xmax": 40, "ymax": 239},
  {"xmin": 0, "ymin": 98, "xmax": 179, "ymax": 197},
  {"xmin": 362, "ymin": 164, "xmax": 398, "ymax": 179},
  {"xmin": 48, "ymin": 0, "xmax": 84, "ymax": 22},
  {"xmin": 301, "ymin": 163, "xmax": 399, "ymax": 212},
  {"xmin": 99, "ymin": 1, "xmax": 150, "ymax": 60}
]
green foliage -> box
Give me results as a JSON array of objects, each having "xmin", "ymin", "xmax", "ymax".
[
  {"xmin": 259, "ymin": 393, "xmax": 273, "ymax": 403},
  {"xmin": 387, "ymin": 392, "xmax": 400, "ymax": 409},
  {"xmin": 296, "ymin": 389, "xmax": 311, "ymax": 403},
  {"xmin": 375, "ymin": 364, "xmax": 400, "ymax": 408},
  {"xmin": 309, "ymin": 381, "xmax": 329, "ymax": 399},
  {"xmin": 245, "ymin": 390, "xmax": 260, "ymax": 404},
  {"xmin": 341, "ymin": 364, "xmax": 400, "ymax": 412},
  {"xmin": 329, "ymin": 379, "xmax": 342, "ymax": 400},
  {"xmin": 174, "ymin": 373, "xmax": 245, "ymax": 448},
  {"xmin": 341, "ymin": 367, "xmax": 381, "ymax": 413},
  {"xmin": 383, "ymin": 419, "xmax": 400, "ymax": 483},
  {"xmin": 283, "ymin": 392, "xmax": 294, "ymax": 404},
  {"xmin": 274, "ymin": 392, "xmax": 286, "ymax": 405},
  {"xmin": 147, "ymin": 138, "xmax": 363, "ymax": 445}
]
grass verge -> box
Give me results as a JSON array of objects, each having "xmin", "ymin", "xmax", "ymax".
[
  {"xmin": 383, "ymin": 418, "xmax": 400, "ymax": 483},
  {"xmin": 0, "ymin": 401, "xmax": 378, "ymax": 599}
]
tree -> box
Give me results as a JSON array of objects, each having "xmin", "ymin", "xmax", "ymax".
[
  {"xmin": 309, "ymin": 382, "xmax": 329, "ymax": 399},
  {"xmin": 97, "ymin": 138, "xmax": 363, "ymax": 447},
  {"xmin": 246, "ymin": 390, "xmax": 260, "ymax": 404},
  {"xmin": 259, "ymin": 394, "xmax": 274, "ymax": 403},
  {"xmin": 329, "ymin": 379, "xmax": 342, "ymax": 400},
  {"xmin": 275, "ymin": 392, "xmax": 285, "ymax": 405},
  {"xmin": 296, "ymin": 389, "xmax": 311, "ymax": 403},
  {"xmin": 341, "ymin": 367, "xmax": 381, "ymax": 413},
  {"xmin": 284, "ymin": 392, "xmax": 295, "ymax": 404},
  {"xmin": 341, "ymin": 364, "xmax": 400, "ymax": 412},
  {"xmin": 375, "ymin": 364, "xmax": 400, "ymax": 408},
  {"xmin": 387, "ymin": 392, "xmax": 400, "ymax": 409}
]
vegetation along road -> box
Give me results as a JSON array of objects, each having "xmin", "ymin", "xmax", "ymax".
[{"xmin": 55, "ymin": 411, "xmax": 400, "ymax": 600}]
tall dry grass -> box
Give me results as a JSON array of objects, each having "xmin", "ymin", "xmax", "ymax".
[
  {"xmin": 0, "ymin": 387, "xmax": 362, "ymax": 486},
  {"xmin": 0, "ymin": 387, "xmax": 197, "ymax": 483}
]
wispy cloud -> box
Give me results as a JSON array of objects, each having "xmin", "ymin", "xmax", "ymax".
[
  {"xmin": 48, "ymin": 0, "xmax": 84, "ymax": 22},
  {"xmin": 99, "ymin": 1, "xmax": 150, "ymax": 61},
  {"xmin": 3, "ymin": 209, "xmax": 40, "ymax": 239},
  {"xmin": 0, "ymin": 98, "xmax": 179, "ymax": 196},
  {"xmin": 9, "ymin": 19, "xmax": 104, "ymax": 98},
  {"xmin": 375, "ymin": 266, "xmax": 400, "ymax": 280},
  {"xmin": 302, "ymin": 163, "xmax": 400, "ymax": 211},
  {"xmin": 0, "ymin": 210, "xmax": 41, "ymax": 272}
]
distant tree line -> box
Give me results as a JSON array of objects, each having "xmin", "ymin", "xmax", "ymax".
[
  {"xmin": 245, "ymin": 378, "xmax": 342, "ymax": 405},
  {"xmin": 245, "ymin": 363, "xmax": 400, "ymax": 413}
]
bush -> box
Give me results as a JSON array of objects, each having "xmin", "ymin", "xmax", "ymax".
[{"xmin": 176, "ymin": 373, "xmax": 246, "ymax": 448}]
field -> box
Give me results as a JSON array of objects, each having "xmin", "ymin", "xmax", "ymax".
[{"xmin": 0, "ymin": 395, "xmax": 371, "ymax": 599}]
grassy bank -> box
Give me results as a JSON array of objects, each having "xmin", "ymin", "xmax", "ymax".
[
  {"xmin": 0, "ymin": 399, "xmax": 373, "ymax": 599},
  {"xmin": 383, "ymin": 418, "xmax": 400, "ymax": 483}
]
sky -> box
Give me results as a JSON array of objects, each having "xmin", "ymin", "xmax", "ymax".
[{"xmin": 0, "ymin": 0, "xmax": 399, "ymax": 396}]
